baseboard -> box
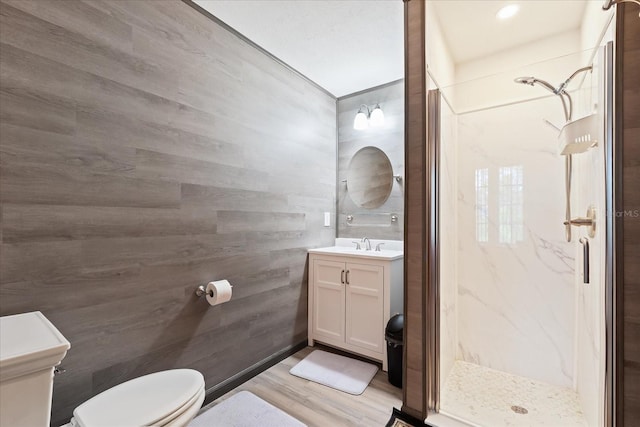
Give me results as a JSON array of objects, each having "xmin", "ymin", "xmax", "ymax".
[{"xmin": 201, "ymin": 340, "xmax": 308, "ymax": 407}]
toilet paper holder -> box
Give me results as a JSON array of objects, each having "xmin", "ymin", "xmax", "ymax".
[
  {"xmin": 195, "ymin": 283, "xmax": 233, "ymax": 298},
  {"xmin": 195, "ymin": 285, "xmax": 211, "ymax": 298}
]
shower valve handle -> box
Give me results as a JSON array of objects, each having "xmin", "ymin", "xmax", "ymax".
[
  {"xmin": 563, "ymin": 217, "xmax": 594, "ymax": 226},
  {"xmin": 563, "ymin": 206, "xmax": 597, "ymax": 238}
]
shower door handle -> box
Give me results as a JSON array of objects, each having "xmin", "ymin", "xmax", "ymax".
[{"xmin": 579, "ymin": 237, "xmax": 590, "ymax": 284}]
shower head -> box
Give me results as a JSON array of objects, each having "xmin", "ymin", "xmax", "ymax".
[
  {"xmin": 514, "ymin": 76, "xmax": 558, "ymax": 94},
  {"xmin": 514, "ymin": 66, "xmax": 592, "ymax": 122},
  {"xmin": 514, "ymin": 76, "xmax": 536, "ymax": 86},
  {"xmin": 514, "ymin": 75, "xmax": 569, "ymax": 121}
]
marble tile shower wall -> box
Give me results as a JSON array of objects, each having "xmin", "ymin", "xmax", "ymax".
[{"xmin": 456, "ymin": 96, "xmax": 575, "ymax": 387}]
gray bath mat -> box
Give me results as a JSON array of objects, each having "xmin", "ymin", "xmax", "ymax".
[
  {"xmin": 289, "ymin": 349, "xmax": 378, "ymax": 395},
  {"xmin": 189, "ymin": 391, "xmax": 305, "ymax": 427}
]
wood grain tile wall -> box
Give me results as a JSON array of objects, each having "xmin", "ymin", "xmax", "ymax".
[
  {"xmin": 337, "ymin": 80, "xmax": 404, "ymax": 240},
  {"xmin": 618, "ymin": 3, "xmax": 640, "ymax": 425},
  {"xmin": 0, "ymin": 1, "xmax": 336, "ymax": 424}
]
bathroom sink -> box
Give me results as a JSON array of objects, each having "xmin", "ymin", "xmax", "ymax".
[{"xmin": 308, "ymin": 246, "xmax": 403, "ymax": 260}]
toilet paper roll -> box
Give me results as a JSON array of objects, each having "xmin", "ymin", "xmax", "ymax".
[{"xmin": 205, "ymin": 280, "xmax": 232, "ymax": 306}]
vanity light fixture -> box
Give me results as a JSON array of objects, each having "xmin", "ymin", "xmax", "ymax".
[
  {"xmin": 353, "ymin": 106, "xmax": 369, "ymax": 130},
  {"xmin": 369, "ymin": 104, "xmax": 385, "ymax": 127},
  {"xmin": 496, "ymin": 4, "xmax": 519, "ymax": 20},
  {"xmin": 353, "ymin": 104, "xmax": 385, "ymax": 130}
]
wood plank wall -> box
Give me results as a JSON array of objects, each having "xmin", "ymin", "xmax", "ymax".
[
  {"xmin": 0, "ymin": 1, "xmax": 336, "ymax": 424},
  {"xmin": 337, "ymin": 80, "xmax": 405, "ymax": 240},
  {"xmin": 618, "ymin": 3, "xmax": 640, "ymax": 425},
  {"xmin": 402, "ymin": 0, "xmax": 428, "ymax": 420}
]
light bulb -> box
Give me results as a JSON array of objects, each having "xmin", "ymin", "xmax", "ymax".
[
  {"xmin": 369, "ymin": 105, "xmax": 385, "ymax": 127},
  {"xmin": 353, "ymin": 111, "xmax": 369, "ymax": 130}
]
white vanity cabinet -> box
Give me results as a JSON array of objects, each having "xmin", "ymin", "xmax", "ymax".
[{"xmin": 307, "ymin": 248, "xmax": 403, "ymax": 371}]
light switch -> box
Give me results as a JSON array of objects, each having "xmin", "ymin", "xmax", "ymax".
[{"xmin": 324, "ymin": 212, "xmax": 331, "ymax": 227}]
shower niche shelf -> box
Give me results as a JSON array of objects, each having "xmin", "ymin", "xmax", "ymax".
[{"xmin": 559, "ymin": 113, "xmax": 599, "ymax": 155}]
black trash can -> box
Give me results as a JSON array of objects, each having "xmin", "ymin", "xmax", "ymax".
[{"xmin": 385, "ymin": 313, "xmax": 404, "ymax": 388}]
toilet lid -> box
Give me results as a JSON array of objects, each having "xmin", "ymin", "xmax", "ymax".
[{"xmin": 73, "ymin": 369, "xmax": 204, "ymax": 427}]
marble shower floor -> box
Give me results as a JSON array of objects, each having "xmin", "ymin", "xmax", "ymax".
[{"xmin": 440, "ymin": 361, "xmax": 587, "ymax": 427}]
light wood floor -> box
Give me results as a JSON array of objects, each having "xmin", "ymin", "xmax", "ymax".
[{"xmin": 198, "ymin": 346, "xmax": 402, "ymax": 426}]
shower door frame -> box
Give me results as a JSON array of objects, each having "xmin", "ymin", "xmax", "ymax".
[
  {"xmin": 427, "ymin": 89, "xmax": 441, "ymax": 413},
  {"xmin": 603, "ymin": 40, "xmax": 617, "ymax": 427}
]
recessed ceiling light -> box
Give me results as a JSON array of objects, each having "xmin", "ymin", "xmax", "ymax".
[{"xmin": 496, "ymin": 4, "xmax": 519, "ymax": 20}]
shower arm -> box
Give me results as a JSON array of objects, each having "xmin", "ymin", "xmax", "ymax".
[{"xmin": 557, "ymin": 66, "xmax": 593, "ymax": 96}]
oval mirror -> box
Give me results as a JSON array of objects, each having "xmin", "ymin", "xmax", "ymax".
[{"xmin": 346, "ymin": 146, "xmax": 394, "ymax": 209}]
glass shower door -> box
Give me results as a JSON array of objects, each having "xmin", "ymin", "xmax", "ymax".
[{"xmin": 435, "ymin": 48, "xmax": 610, "ymax": 426}]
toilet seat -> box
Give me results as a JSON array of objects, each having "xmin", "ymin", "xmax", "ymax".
[
  {"xmin": 160, "ymin": 388, "xmax": 205, "ymax": 427},
  {"xmin": 71, "ymin": 369, "xmax": 204, "ymax": 427}
]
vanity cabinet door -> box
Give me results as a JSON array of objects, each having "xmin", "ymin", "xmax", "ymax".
[
  {"xmin": 313, "ymin": 259, "xmax": 346, "ymax": 342},
  {"xmin": 345, "ymin": 262, "xmax": 384, "ymax": 352}
]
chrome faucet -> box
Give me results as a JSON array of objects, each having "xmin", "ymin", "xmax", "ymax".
[{"xmin": 361, "ymin": 237, "xmax": 371, "ymax": 251}]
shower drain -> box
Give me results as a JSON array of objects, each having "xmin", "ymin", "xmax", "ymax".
[{"xmin": 511, "ymin": 405, "xmax": 529, "ymax": 414}]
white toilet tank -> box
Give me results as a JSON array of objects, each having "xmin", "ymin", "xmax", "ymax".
[{"xmin": 0, "ymin": 311, "xmax": 70, "ymax": 427}]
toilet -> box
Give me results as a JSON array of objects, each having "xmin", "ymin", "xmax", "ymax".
[
  {"xmin": 0, "ymin": 311, "xmax": 205, "ymax": 427},
  {"xmin": 66, "ymin": 369, "xmax": 205, "ymax": 427}
]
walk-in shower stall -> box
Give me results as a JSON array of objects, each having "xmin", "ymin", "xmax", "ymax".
[{"xmin": 434, "ymin": 25, "xmax": 615, "ymax": 427}]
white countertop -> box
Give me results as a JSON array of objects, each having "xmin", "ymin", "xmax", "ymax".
[{"xmin": 308, "ymin": 246, "xmax": 404, "ymax": 261}]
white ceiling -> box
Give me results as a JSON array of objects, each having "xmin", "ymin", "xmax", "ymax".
[
  {"xmin": 195, "ymin": 0, "xmax": 404, "ymax": 98},
  {"xmin": 193, "ymin": 0, "xmax": 589, "ymax": 98},
  {"xmin": 431, "ymin": 1, "xmax": 588, "ymax": 64}
]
